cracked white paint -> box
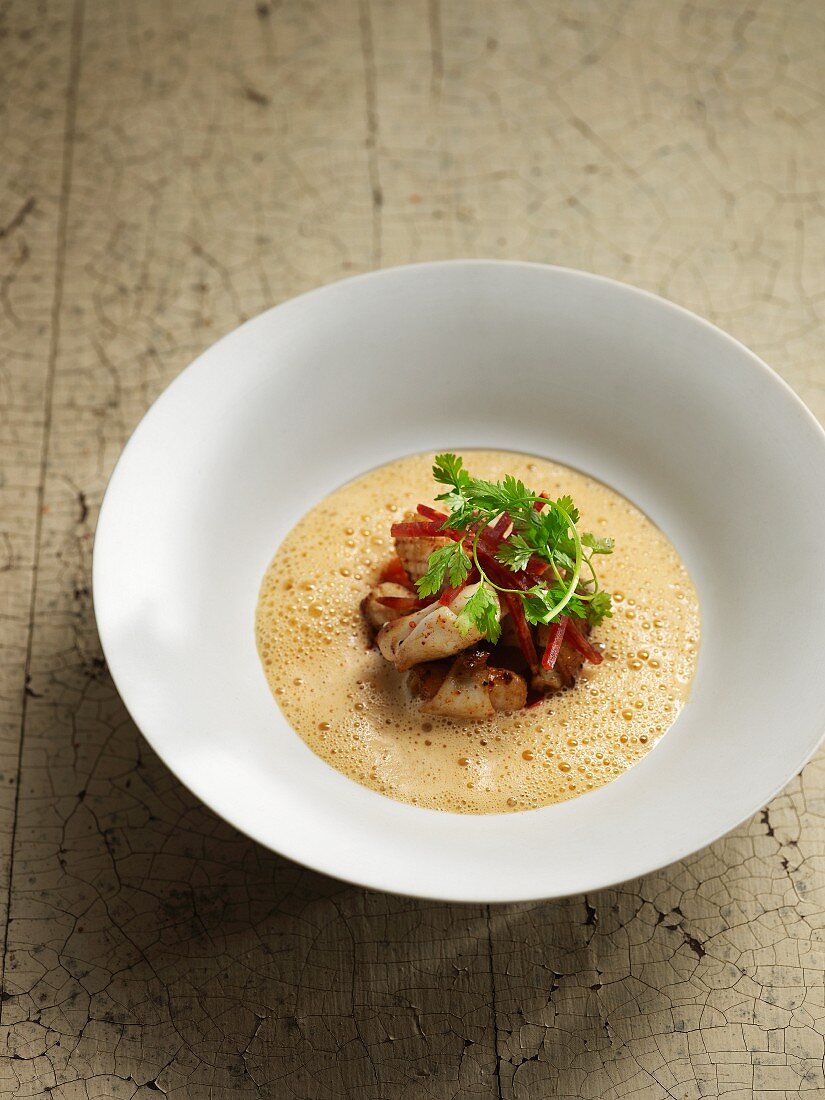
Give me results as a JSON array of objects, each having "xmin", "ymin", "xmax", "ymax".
[{"xmin": 1, "ymin": 0, "xmax": 825, "ymax": 1096}]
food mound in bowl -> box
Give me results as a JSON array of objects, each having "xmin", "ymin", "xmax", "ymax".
[{"xmin": 362, "ymin": 454, "xmax": 612, "ymax": 720}]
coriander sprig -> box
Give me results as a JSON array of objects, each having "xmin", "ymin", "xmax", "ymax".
[{"xmin": 415, "ymin": 453, "xmax": 614, "ymax": 644}]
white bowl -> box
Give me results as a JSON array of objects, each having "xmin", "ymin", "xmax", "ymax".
[{"xmin": 93, "ymin": 261, "xmax": 825, "ymax": 903}]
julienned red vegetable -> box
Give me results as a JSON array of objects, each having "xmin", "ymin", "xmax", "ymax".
[
  {"xmin": 487, "ymin": 513, "xmax": 511, "ymax": 544},
  {"xmin": 525, "ymin": 555, "xmax": 549, "ymax": 579},
  {"xmin": 502, "ymin": 591, "xmax": 539, "ymax": 672},
  {"xmin": 416, "ymin": 503, "xmax": 448, "ymax": 523},
  {"xmin": 416, "ymin": 504, "xmax": 511, "ymax": 553},
  {"xmin": 473, "ymin": 544, "xmax": 533, "ymax": 592},
  {"xmin": 390, "ymin": 520, "xmax": 446, "ymax": 538},
  {"xmin": 542, "ymin": 615, "xmax": 568, "ymax": 670},
  {"xmin": 393, "ymin": 518, "xmax": 540, "ymax": 591},
  {"xmin": 565, "ymin": 619, "xmax": 603, "ymax": 664}
]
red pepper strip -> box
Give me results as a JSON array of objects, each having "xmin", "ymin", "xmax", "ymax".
[
  {"xmin": 565, "ymin": 619, "xmax": 603, "ymax": 664},
  {"xmin": 416, "ymin": 504, "xmax": 449, "ymax": 523},
  {"xmin": 390, "ymin": 520, "xmax": 446, "ymax": 538},
  {"xmin": 501, "ymin": 591, "xmax": 539, "ymax": 672},
  {"xmin": 439, "ymin": 567, "xmax": 478, "ymax": 606},
  {"xmin": 379, "ymin": 556, "xmax": 414, "ymax": 589},
  {"xmin": 541, "ymin": 615, "xmax": 568, "ymax": 670},
  {"xmin": 533, "ymin": 492, "xmax": 551, "ymax": 512}
]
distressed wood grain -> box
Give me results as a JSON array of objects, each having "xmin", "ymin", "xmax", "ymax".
[
  {"xmin": 0, "ymin": 0, "xmax": 78, "ymax": 986},
  {"xmin": 1, "ymin": 1, "xmax": 824, "ymax": 1097}
]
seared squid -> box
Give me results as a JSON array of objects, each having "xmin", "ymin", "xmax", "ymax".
[
  {"xmin": 376, "ymin": 582, "xmax": 500, "ymax": 672},
  {"xmin": 408, "ymin": 647, "xmax": 527, "ymax": 719},
  {"xmin": 393, "ymin": 512, "xmax": 451, "ymax": 582},
  {"xmin": 361, "ymin": 582, "xmax": 415, "ymax": 631}
]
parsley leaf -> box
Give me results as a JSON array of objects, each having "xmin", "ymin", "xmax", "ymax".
[
  {"xmin": 432, "ymin": 454, "xmax": 476, "ymax": 523},
  {"xmin": 555, "ymin": 494, "xmax": 580, "ymax": 525},
  {"xmin": 416, "ymin": 542, "xmax": 472, "ymax": 598},
  {"xmin": 554, "ymin": 549, "xmax": 576, "ymax": 573},
  {"xmin": 522, "ymin": 585, "xmax": 585, "ymax": 626},
  {"xmin": 432, "ymin": 453, "xmax": 470, "ymax": 490},
  {"xmin": 467, "ymin": 474, "xmax": 532, "ymax": 516},
  {"xmin": 581, "ymin": 532, "xmax": 615, "ymax": 555},
  {"xmin": 495, "ymin": 534, "xmax": 534, "ymax": 572},
  {"xmin": 446, "ymin": 544, "xmax": 472, "ymax": 587},
  {"xmin": 527, "ymin": 508, "xmax": 575, "ymax": 565},
  {"xmin": 586, "ymin": 590, "xmax": 613, "ymax": 627},
  {"xmin": 455, "ymin": 582, "xmax": 501, "ymax": 643}
]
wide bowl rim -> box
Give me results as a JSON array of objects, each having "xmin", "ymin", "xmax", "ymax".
[{"xmin": 93, "ymin": 259, "xmax": 825, "ymax": 903}]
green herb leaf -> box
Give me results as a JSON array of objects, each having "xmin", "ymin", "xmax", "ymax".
[
  {"xmin": 455, "ymin": 582, "xmax": 501, "ymax": 643},
  {"xmin": 522, "ymin": 585, "xmax": 585, "ymax": 626},
  {"xmin": 416, "ymin": 542, "xmax": 472, "ymax": 598},
  {"xmin": 467, "ymin": 474, "xmax": 532, "ymax": 516},
  {"xmin": 586, "ymin": 590, "xmax": 613, "ymax": 627},
  {"xmin": 432, "ymin": 453, "xmax": 470, "ymax": 489},
  {"xmin": 426, "ymin": 454, "xmax": 614, "ymax": 639},
  {"xmin": 555, "ymin": 494, "xmax": 580, "ymax": 525},
  {"xmin": 581, "ymin": 532, "xmax": 615, "ymax": 555},
  {"xmin": 553, "ymin": 549, "xmax": 576, "ymax": 573},
  {"xmin": 495, "ymin": 534, "xmax": 534, "ymax": 572},
  {"xmin": 523, "ymin": 509, "xmax": 575, "ymax": 567}
]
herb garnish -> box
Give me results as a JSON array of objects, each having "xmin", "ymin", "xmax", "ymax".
[{"xmin": 415, "ymin": 454, "xmax": 614, "ymax": 644}]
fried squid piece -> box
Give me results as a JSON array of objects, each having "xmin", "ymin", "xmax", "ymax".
[
  {"xmin": 376, "ymin": 582, "xmax": 500, "ymax": 672},
  {"xmin": 406, "ymin": 658, "xmax": 452, "ymax": 701},
  {"xmin": 361, "ymin": 582, "xmax": 417, "ymax": 631},
  {"xmin": 393, "ymin": 512, "xmax": 451, "ymax": 583},
  {"xmin": 409, "ymin": 647, "xmax": 527, "ymax": 719}
]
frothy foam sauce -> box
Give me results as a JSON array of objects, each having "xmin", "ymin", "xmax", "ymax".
[{"xmin": 256, "ymin": 451, "xmax": 700, "ymax": 813}]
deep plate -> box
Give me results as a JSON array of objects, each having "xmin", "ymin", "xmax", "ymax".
[{"xmin": 93, "ymin": 261, "xmax": 825, "ymax": 902}]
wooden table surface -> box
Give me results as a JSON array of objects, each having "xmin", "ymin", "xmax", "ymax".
[{"xmin": 2, "ymin": 2, "xmax": 825, "ymax": 1096}]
